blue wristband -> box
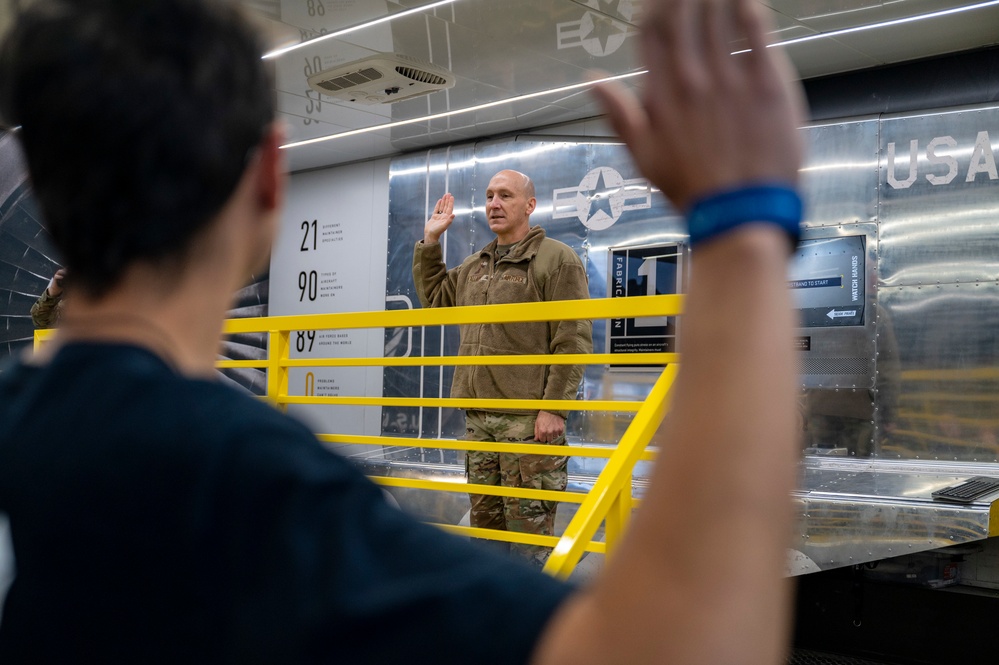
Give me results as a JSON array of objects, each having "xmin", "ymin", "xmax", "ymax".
[{"xmin": 687, "ymin": 184, "xmax": 802, "ymax": 249}]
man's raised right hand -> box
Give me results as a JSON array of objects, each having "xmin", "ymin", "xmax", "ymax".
[{"xmin": 423, "ymin": 193, "xmax": 456, "ymax": 244}]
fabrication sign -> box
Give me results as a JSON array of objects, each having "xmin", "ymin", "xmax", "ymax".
[
  {"xmin": 789, "ymin": 236, "xmax": 865, "ymax": 327},
  {"xmin": 607, "ymin": 243, "xmax": 681, "ymax": 364}
]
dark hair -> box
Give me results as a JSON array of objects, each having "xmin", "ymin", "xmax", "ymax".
[{"xmin": 0, "ymin": 0, "xmax": 275, "ymax": 297}]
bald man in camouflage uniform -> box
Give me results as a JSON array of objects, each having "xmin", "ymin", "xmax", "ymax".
[{"xmin": 413, "ymin": 170, "xmax": 592, "ymax": 566}]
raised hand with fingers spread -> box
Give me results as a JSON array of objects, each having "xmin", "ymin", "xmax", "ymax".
[{"xmin": 423, "ymin": 193, "xmax": 456, "ymax": 244}]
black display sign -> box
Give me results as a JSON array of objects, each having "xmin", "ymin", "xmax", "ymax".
[
  {"xmin": 607, "ymin": 243, "xmax": 682, "ymax": 366},
  {"xmin": 789, "ymin": 236, "xmax": 866, "ymax": 328}
]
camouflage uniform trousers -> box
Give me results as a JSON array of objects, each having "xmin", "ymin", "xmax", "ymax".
[{"xmin": 463, "ymin": 410, "xmax": 568, "ymax": 567}]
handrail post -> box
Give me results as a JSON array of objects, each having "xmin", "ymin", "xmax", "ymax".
[
  {"xmin": 604, "ymin": 474, "xmax": 634, "ymax": 560},
  {"xmin": 32, "ymin": 329, "xmax": 55, "ymax": 353},
  {"xmin": 544, "ymin": 364, "xmax": 678, "ymax": 579},
  {"xmin": 267, "ymin": 329, "xmax": 290, "ymax": 410}
]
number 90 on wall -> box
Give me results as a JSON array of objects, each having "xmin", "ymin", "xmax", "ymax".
[{"xmin": 298, "ymin": 270, "xmax": 318, "ymax": 302}]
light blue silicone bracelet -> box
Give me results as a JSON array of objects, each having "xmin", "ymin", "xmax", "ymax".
[{"xmin": 687, "ymin": 184, "xmax": 802, "ymax": 249}]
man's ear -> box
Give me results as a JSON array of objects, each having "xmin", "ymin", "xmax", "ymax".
[
  {"xmin": 255, "ymin": 122, "xmax": 287, "ymax": 212},
  {"xmin": 526, "ymin": 196, "xmax": 537, "ymax": 215}
]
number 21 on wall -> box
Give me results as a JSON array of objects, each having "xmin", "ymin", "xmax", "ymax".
[{"xmin": 301, "ymin": 219, "xmax": 317, "ymax": 251}]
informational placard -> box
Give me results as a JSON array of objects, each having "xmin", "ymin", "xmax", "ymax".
[
  {"xmin": 607, "ymin": 243, "xmax": 682, "ymax": 366},
  {"xmin": 789, "ymin": 236, "xmax": 866, "ymax": 327},
  {"xmin": 288, "ymin": 330, "xmax": 367, "ymax": 427},
  {"xmin": 269, "ymin": 161, "xmax": 390, "ymax": 437}
]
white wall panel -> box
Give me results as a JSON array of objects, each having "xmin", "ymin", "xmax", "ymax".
[{"xmin": 269, "ymin": 158, "xmax": 390, "ymax": 437}]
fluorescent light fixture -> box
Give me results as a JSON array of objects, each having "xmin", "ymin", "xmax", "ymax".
[
  {"xmin": 263, "ymin": 0, "xmax": 460, "ymax": 59},
  {"xmin": 280, "ymin": 70, "xmax": 645, "ymax": 150}
]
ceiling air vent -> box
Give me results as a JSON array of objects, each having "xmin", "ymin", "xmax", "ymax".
[
  {"xmin": 307, "ymin": 53, "xmax": 455, "ymax": 105},
  {"xmin": 395, "ymin": 65, "xmax": 448, "ymax": 86},
  {"xmin": 313, "ymin": 67, "xmax": 383, "ymax": 93}
]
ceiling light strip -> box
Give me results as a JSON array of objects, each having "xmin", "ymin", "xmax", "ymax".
[
  {"xmin": 775, "ymin": 0, "xmax": 999, "ymax": 48},
  {"xmin": 263, "ymin": 0, "xmax": 460, "ymax": 59},
  {"xmin": 280, "ymin": 70, "xmax": 646, "ymax": 150}
]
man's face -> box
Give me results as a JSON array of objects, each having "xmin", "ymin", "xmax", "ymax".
[{"xmin": 485, "ymin": 171, "xmax": 535, "ymax": 243}]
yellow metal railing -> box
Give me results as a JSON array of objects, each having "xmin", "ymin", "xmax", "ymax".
[
  {"xmin": 35, "ymin": 294, "xmax": 683, "ymax": 578},
  {"xmin": 33, "ymin": 328, "xmax": 55, "ymax": 350}
]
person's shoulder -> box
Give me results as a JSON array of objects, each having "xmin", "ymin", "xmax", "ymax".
[
  {"xmin": 539, "ymin": 235, "xmax": 573, "ymax": 251},
  {"xmin": 166, "ymin": 369, "xmax": 317, "ymax": 448},
  {"xmin": 50, "ymin": 342, "xmax": 315, "ymax": 449},
  {"xmin": 109, "ymin": 348, "xmax": 339, "ymax": 476},
  {"xmin": 538, "ymin": 234, "xmax": 584, "ymax": 265},
  {"xmin": 189, "ymin": 385, "xmax": 376, "ymax": 502}
]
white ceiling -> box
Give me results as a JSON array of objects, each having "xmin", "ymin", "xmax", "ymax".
[
  {"xmin": 220, "ymin": 1, "xmax": 999, "ymax": 172},
  {"xmin": 2, "ymin": 1, "xmax": 992, "ymax": 172},
  {"xmin": 0, "ymin": 1, "xmax": 994, "ymax": 172}
]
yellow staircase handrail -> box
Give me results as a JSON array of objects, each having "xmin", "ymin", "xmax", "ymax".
[
  {"xmin": 34, "ymin": 294, "xmax": 684, "ymax": 576},
  {"xmin": 544, "ymin": 363, "xmax": 678, "ymax": 578}
]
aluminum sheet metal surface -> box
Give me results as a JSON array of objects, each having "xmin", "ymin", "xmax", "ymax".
[
  {"xmin": 791, "ymin": 459, "xmax": 996, "ymax": 574},
  {"xmin": 382, "ymin": 105, "xmax": 999, "ymax": 571},
  {"xmin": 879, "ymin": 103, "xmax": 999, "ymax": 288},
  {"xmin": 879, "ymin": 282, "xmax": 999, "ymax": 464},
  {"xmin": 877, "ymin": 104, "xmax": 999, "ymax": 464},
  {"xmin": 800, "ymin": 118, "xmax": 879, "ymax": 229},
  {"xmin": 794, "ymin": 120, "xmax": 880, "ymax": 451}
]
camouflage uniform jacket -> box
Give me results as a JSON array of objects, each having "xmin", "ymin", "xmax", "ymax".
[
  {"xmin": 30, "ymin": 290, "xmax": 64, "ymax": 328},
  {"xmin": 413, "ymin": 225, "xmax": 592, "ymax": 418}
]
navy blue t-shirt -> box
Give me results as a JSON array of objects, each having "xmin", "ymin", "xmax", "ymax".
[{"xmin": 0, "ymin": 343, "xmax": 572, "ymax": 663}]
